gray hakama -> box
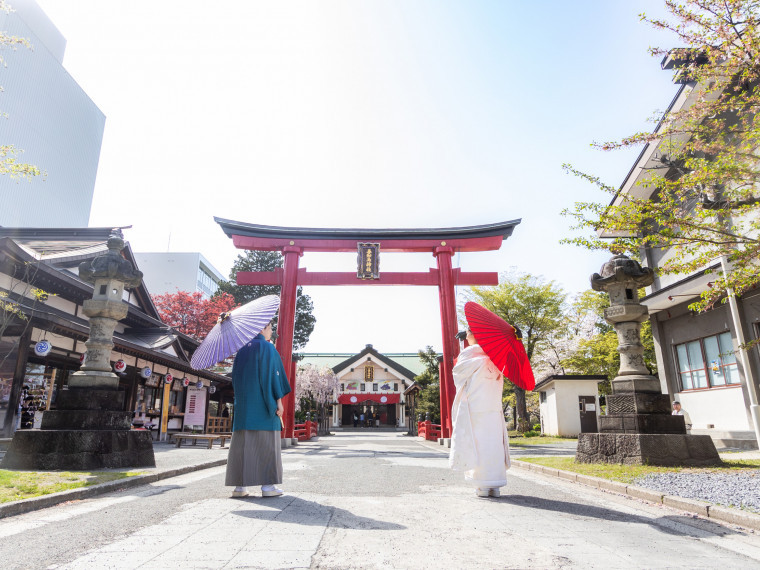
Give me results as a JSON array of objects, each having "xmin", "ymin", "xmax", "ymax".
[{"xmin": 224, "ymin": 430, "xmax": 283, "ymax": 487}]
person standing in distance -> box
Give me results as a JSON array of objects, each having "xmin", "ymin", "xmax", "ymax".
[
  {"xmin": 226, "ymin": 321, "xmax": 291, "ymax": 498},
  {"xmin": 672, "ymin": 400, "xmax": 692, "ymax": 433}
]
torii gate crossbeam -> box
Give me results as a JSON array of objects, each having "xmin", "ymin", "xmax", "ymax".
[{"xmin": 215, "ymin": 218, "xmax": 521, "ymax": 441}]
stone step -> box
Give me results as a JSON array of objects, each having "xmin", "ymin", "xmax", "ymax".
[
  {"xmin": 40, "ymin": 410, "xmax": 132, "ymax": 430},
  {"xmin": 1, "ymin": 429, "xmax": 155, "ymax": 470},
  {"xmin": 599, "ymin": 413, "xmax": 687, "ymax": 434}
]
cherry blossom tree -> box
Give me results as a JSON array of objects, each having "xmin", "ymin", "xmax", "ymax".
[{"xmin": 295, "ymin": 364, "xmax": 339, "ymax": 432}]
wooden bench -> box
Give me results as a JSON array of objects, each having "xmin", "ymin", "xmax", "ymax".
[{"xmin": 171, "ymin": 433, "xmax": 232, "ymax": 449}]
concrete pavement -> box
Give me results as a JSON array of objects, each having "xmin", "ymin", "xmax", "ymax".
[{"xmin": 1, "ymin": 432, "xmax": 760, "ymax": 568}]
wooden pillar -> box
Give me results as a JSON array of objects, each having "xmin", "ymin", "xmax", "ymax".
[
  {"xmin": 275, "ymin": 246, "xmax": 301, "ymax": 440},
  {"xmin": 434, "ymin": 246, "xmax": 459, "ymax": 438},
  {"xmin": 2, "ymin": 328, "xmax": 32, "ymax": 437}
]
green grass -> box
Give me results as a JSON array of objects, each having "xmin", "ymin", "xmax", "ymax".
[
  {"xmin": 0, "ymin": 470, "xmax": 145, "ymax": 504},
  {"xmin": 517, "ymin": 456, "xmax": 760, "ymax": 483},
  {"xmin": 508, "ymin": 434, "xmax": 577, "ymax": 446}
]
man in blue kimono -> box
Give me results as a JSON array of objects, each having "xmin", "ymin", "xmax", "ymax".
[{"xmin": 225, "ymin": 321, "xmax": 291, "ymax": 498}]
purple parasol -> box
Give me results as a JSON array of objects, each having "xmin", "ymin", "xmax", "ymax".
[{"xmin": 190, "ymin": 294, "xmax": 280, "ymax": 370}]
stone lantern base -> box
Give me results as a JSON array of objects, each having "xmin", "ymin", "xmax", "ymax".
[
  {"xmin": 1, "ymin": 388, "xmax": 155, "ymax": 471},
  {"xmin": 576, "ymin": 433, "xmax": 720, "ymax": 466},
  {"xmin": 575, "ymin": 384, "xmax": 721, "ymax": 467}
]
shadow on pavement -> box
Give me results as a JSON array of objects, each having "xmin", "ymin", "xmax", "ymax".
[
  {"xmin": 500, "ymin": 494, "xmax": 738, "ymax": 538},
  {"xmin": 231, "ymin": 495, "xmax": 407, "ymax": 531}
]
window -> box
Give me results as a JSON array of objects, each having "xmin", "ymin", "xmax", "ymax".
[
  {"xmin": 361, "ymin": 384, "xmax": 366, "ymax": 392},
  {"xmin": 394, "ymin": 383, "xmax": 398, "ymax": 392},
  {"xmin": 372, "ymin": 383, "xmax": 378, "ymax": 392},
  {"xmin": 540, "ymin": 391, "xmax": 546, "ymax": 403},
  {"xmin": 675, "ymin": 332, "xmax": 740, "ymax": 390},
  {"xmin": 340, "ymin": 383, "xmax": 344, "ymax": 392}
]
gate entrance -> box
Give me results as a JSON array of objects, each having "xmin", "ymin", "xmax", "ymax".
[
  {"xmin": 215, "ymin": 218, "xmax": 520, "ymax": 439},
  {"xmin": 341, "ymin": 403, "xmax": 396, "ymax": 428}
]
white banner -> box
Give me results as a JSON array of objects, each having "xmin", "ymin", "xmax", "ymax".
[{"xmin": 184, "ymin": 388, "xmax": 207, "ymax": 428}]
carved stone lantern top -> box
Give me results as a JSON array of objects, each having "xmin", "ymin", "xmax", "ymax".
[
  {"xmin": 78, "ymin": 229, "xmax": 143, "ymax": 290},
  {"xmin": 590, "ymin": 254, "xmax": 654, "ymax": 293}
]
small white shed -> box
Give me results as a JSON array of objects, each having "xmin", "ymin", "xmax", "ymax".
[{"xmin": 536, "ymin": 375, "xmax": 606, "ymax": 437}]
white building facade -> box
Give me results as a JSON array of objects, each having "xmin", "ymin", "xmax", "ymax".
[
  {"xmin": 536, "ymin": 375, "xmax": 605, "ymax": 437},
  {"xmin": 0, "ymin": 0, "xmax": 105, "ymax": 228}
]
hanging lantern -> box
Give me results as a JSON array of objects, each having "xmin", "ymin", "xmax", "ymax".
[
  {"xmin": 164, "ymin": 373, "xmax": 173, "ymax": 384},
  {"xmin": 209, "ymin": 385, "xmax": 216, "ymax": 394},
  {"xmin": 196, "ymin": 380, "xmax": 204, "ymax": 389},
  {"xmin": 182, "ymin": 377, "xmax": 190, "ymax": 387},
  {"xmin": 79, "ymin": 353, "xmax": 86, "ymax": 365},
  {"xmin": 113, "ymin": 359, "xmax": 127, "ymax": 374},
  {"xmin": 140, "ymin": 367, "xmax": 152, "ymax": 379},
  {"xmin": 34, "ymin": 340, "xmax": 52, "ymax": 357}
]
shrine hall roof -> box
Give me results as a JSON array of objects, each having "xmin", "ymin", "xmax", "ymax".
[{"xmin": 215, "ymin": 218, "xmax": 521, "ymax": 242}]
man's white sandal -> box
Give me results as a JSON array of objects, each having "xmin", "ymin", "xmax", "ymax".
[{"xmin": 262, "ymin": 487, "xmax": 284, "ymax": 497}]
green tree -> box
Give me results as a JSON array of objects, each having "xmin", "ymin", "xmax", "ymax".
[
  {"xmin": 215, "ymin": 250, "xmax": 316, "ymax": 350},
  {"xmin": 563, "ymin": 0, "xmax": 760, "ymax": 313},
  {"xmin": 561, "ymin": 290, "xmax": 657, "ymax": 394},
  {"xmin": 466, "ymin": 273, "xmax": 567, "ymax": 431},
  {"xmin": 413, "ymin": 346, "xmax": 441, "ymax": 422},
  {"xmin": 0, "ymin": 1, "xmax": 40, "ymax": 181}
]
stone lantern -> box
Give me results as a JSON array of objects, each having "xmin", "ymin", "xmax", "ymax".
[
  {"xmin": 575, "ymin": 254, "xmax": 720, "ymax": 466},
  {"xmin": 69, "ymin": 230, "xmax": 143, "ymax": 389},
  {"xmin": 1, "ymin": 230, "xmax": 156, "ymax": 470}
]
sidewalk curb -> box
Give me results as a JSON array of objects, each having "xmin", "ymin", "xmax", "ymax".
[
  {"xmin": 512, "ymin": 459, "xmax": 760, "ymax": 531},
  {"xmin": 0, "ymin": 458, "xmax": 228, "ymax": 520}
]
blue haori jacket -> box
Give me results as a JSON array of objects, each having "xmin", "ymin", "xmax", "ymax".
[{"xmin": 231, "ymin": 333, "xmax": 291, "ymax": 432}]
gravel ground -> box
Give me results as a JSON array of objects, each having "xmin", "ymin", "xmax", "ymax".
[{"xmin": 633, "ymin": 470, "xmax": 760, "ymax": 513}]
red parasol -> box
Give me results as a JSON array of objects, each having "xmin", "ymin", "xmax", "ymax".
[{"xmin": 463, "ymin": 301, "xmax": 535, "ymax": 391}]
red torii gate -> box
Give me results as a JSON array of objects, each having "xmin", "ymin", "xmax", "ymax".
[{"xmin": 215, "ymin": 218, "xmax": 520, "ymax": 440}]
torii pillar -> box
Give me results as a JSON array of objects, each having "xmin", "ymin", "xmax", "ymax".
[{"xmin": 215, "ymin": 218, "xmax": 520, "ymax": 441}]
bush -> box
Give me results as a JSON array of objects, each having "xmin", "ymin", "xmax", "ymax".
[
  {"xmin": 523, "ymin": 430, "xmax": 540, "ymax": 437},
  {"xmin": 533, "ymin": 423, "xmax": 541, "ymax": 431}
]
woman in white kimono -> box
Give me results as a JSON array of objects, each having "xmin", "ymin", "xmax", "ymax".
[{"xmin": 449, "ymin": 329, "xmax": 511, "ymax": 498}]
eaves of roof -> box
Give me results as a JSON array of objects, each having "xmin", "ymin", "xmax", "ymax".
[
  {"xmin": 331, "ymin": 345, "xmax": 418, "ymax": 380},
  {"xmin": 215, "ymin": 218, "xmax": 521, "ymax": 242},
  {"xmin": 534, "ymin": 374, "xmax": 607, "ymax": 392}
]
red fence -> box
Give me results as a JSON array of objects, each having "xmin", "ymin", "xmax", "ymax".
[
  {"xmin": 417, "ymin": 420, "xmax": 441, "ymax": 441},
  {"xmin": 294, "ymin": 420, "xmax": 319, "ymax": 442}
]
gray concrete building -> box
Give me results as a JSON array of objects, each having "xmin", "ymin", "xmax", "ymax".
[
  {"xmin": 133, "ymin": 252, "xmax": 226, "ymax": 299},
  {"xmin": 0, "ymin": 0, "xmax": 104, "ymax": 228}
]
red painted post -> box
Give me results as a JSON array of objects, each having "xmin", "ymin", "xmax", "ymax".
[
  {"xmin": 276, "ymin": 246, "xmax": 301, "ymax": 440},
  {"xmin": 437, "ymin": 358, "xmax": 449, "ymax": 439},
  {"xmin": 434, "ymin": 246, "xmax": 460, "ymax": 439}
]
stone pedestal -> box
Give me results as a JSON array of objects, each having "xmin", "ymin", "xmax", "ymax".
[
  {"xmin": 1, "ymin": 386, "xmax": 155, "ymax": 470},
  {"xmin": 576, "ymin": 432, "xmax": 722, "ymax": 466}
]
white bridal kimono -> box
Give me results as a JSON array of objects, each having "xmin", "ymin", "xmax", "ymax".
[{"xmin": 449, "ymin": 344, "xmax": 511, "ymax": 489}]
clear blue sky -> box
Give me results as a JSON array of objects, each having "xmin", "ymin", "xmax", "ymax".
[{"xmin": 35, "ymin": 1, "xmax": 676, "ymax": 353}]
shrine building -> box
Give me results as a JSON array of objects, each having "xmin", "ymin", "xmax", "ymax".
[{"xmin": 302, "ymin": 345, "xmax": 423, "ymax": 429}]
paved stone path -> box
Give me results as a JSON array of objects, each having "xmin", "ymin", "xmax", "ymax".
[{"xmin": 2, "ymin": 432, "xmax": 760, "ymax": 569}]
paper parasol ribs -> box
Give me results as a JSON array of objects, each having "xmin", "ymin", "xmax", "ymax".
[
  {"xmin": 190, "ymin": 295, "xmax": 280, "ymax": 370},
  {"xmin": 464, "ymin": 301, "xmax": 535, "ymax": 391}
]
